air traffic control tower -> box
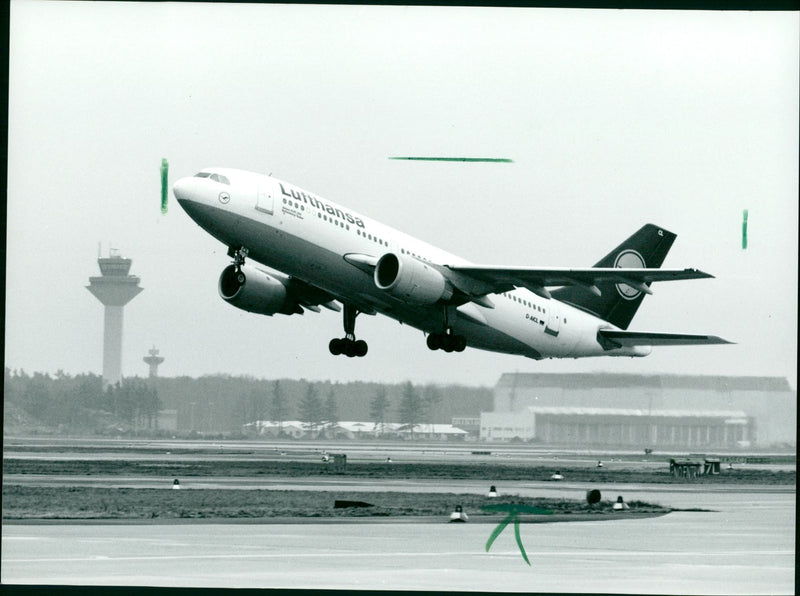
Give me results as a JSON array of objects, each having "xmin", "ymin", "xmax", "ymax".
[
  {"xmin": 86, "ymin": 250, "xmax": 143, "ymax": 388},
  {"xmin": 143, "ymin": 346, "xmax": 165, "ymax": 378}
]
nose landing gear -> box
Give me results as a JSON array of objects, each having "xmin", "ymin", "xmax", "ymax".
[
  {"xmin": 228, "ymin": 246, "xmax": 249, "ymax": 284},
  {"xmin": 330, "ymin": 303, "xmax": 368, "ymax": 357}
]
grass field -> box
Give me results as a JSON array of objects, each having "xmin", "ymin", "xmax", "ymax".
[
  {"xmin": 4, "ymin": 457, "xmax": 795, "ymax": 485},
  {"xmin": 2, "ymin": 485, "xmax": 668, "ymax": 520},
  {"xmin": 3, "ymin": 439, "xmax": 791, "ymax": 521}
]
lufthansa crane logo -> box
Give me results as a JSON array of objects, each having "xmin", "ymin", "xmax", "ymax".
[
  {"xmin": 219, "ymin": 192, "xmax": 231, "ymax": 204},
  {"xmin": 614, "ymin": 249, "xmax": 646, "ymax": 300}
]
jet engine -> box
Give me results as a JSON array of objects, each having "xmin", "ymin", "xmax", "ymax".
[
  {"xmin": 374, "ymin": 252, "xmax": 453, "ymax": 304},
  {"xmin": 218, "ymin": 264, "xmax": 298, "ymax": 316}
]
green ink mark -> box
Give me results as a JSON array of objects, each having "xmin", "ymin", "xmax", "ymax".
[
  {"xmin": 389, "ymin": 156, "xmax": 513, "ymax": 163},
  {"xmin": 160, "ymin": 158, "xmax": 169, "ymax": 214},
  {"xmin": 742, "ymin": 209, "xmax": 748, "ymax": 249},
  {"xmin": 514, "ymin": 516, "xmax": 529, "ymax": 566},
  {"xmin": 483, "ymin": 503, "xmax": 552, "ymax": 566}
]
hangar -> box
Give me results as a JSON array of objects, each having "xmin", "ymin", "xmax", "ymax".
[
  {"xmin": 481, "ymin": 407, "xmax": 750, "ymax": 448},
  {"xmin": 485, "ymin": 373, "xmax": 795, "ymax": 447}
]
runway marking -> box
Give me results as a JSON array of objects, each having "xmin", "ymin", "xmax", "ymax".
[{"xmin": 4, "ymin": 549, "xmax": 794, "ymax": 564}]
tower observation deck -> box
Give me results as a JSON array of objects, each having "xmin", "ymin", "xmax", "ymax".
[{"xmin": 86, "ymin": 250, "xmax": 143, "ymax": 388}]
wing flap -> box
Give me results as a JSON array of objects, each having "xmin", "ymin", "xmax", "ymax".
[
  {"xmin": 598, "ymin": 329, "xmax": 733, "ymax": 348},
  {"xmin": 284, "ymin": 276, "xmax": 341, "ymax": 313}
]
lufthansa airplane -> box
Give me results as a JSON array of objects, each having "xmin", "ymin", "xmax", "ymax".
[{"xmin": 174, "ymin": 168, "xmax": 730, "ymax": 359}]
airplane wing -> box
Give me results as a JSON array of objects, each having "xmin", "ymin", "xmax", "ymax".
[
  {"xmin": 445, "ymin": 265, "xmax": 713, "ymax": 299},
  {"xmin": 283, "ymin": 276, "xmax": 341, "ymax": 313},
  {"xmin": 597, "ymin": 329, "xmax": 733, "ymax": 348}
]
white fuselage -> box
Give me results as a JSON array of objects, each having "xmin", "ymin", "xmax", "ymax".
[{"xmin": 174, "ymin": 168, "xmax": 650, "ymax": 360}]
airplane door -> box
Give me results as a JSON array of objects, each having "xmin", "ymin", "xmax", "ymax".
[
  {"xmin": 545, "ymin": 303, "xmax": 561, "ymax": 337},
  {"xmin": 256, "ymin": 184, "xmax": 274, "ymax": 215}
]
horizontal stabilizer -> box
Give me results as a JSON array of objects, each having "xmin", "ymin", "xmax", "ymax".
[
  {"xmin": 445, "ymin": 265, "xmax": 713, "ymax": 295},
  {"xmin": 598, "ymin": 329, "xmax": 733, "ymax": 349}
]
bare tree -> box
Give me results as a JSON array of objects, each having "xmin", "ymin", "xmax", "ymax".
[
  {"xmin": 399, "ymin": 381, "xmax": 424, "ymax": 438},
  {"xmin": 299, "ymin": 382, "xmax": 323, "ymax": 438},
  {"xmin": 370, "ymin": 386, "xmax": 390, "ymax": 435},
  {"xmin": 271, "ymin": 380, "xmax": 288, "ymax": 436},
  {"xmin": 322, "ymin": 388, "xmax": 339, "ymax": 438}
]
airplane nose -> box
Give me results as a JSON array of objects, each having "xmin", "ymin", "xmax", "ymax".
[{"xmin": 173, "ymin": 177, "xmax": 192, "ymax": 203}]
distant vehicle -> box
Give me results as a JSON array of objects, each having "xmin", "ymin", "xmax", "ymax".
[{"xmin": 174, "ymin": 168, "xmax": 731, "ymax": 359}]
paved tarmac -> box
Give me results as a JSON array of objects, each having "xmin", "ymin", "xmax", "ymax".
[{"xmin": 2, "ymin": 486, "xmax": 794, "ymax": 593}]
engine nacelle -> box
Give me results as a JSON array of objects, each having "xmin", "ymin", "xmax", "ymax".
[
  {"xmin": 218, "ymin": 264, "xmax": 295, "ymax": 316},
  {"xmin": 374, "ymin": 252, "xmax": 453, "ymax": 304}
]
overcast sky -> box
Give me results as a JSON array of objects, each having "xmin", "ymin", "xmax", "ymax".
[{"xmin": 6, "ymin": 3, "xmax": 798, "ymax": 388}]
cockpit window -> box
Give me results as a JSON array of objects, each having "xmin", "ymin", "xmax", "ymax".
[{"xmin": 194, "ymin": 172, "xmax": 230, "ymax": 185}]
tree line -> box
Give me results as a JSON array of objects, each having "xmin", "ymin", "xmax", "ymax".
[
  {"xmin": 4, "ymin": 368, "xmax": 160, "ymax": 433},
  {"xmin": 4, "ymin": 368, "xmax": 492, "ymax": 436},
  {"xmin": 160, "ymin": 377, "xmax": 490, "ymax": 434}
]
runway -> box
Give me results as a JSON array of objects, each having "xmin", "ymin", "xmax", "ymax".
[{"xmin": 2, "ymin": 486, "xmax": 794, "ymax": 593}]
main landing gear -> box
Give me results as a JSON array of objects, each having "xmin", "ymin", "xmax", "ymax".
[
  {"xmin": 329, "ymin": 303, "xmax": 368, "ymax": 357},
  {"xmin": 427, "ymin": 306, "xmax": 467, "ymax": 353},
  {"xmin": 427, "ymin": 330, "xmax": 467, "ymax": 353}
]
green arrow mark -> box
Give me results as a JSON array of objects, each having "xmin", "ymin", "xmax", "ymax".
[{"xmin": 160, "ymin": 158, "xmax": 169, "ymax": 214}]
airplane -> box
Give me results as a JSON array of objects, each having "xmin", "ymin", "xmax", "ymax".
[{"xmin": 173, "ymin": 168, "xmax": 731, "ymax": 359}]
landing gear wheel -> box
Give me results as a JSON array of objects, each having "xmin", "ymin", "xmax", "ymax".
[
  {"xmin": 329, "ymin": 337, "xmax": 368, "ymax": 358},
  {"xmin": 442, "ymin": 335, "xmax": 455, "ymax": 353},
  {"xmin": 427, "ymin": 331, "xmax": 466, "ymax": 353},
  {"xmin": 329, "ymin": 338, "xmax": 344, "ymax": 356},
  {"xmin": 426, "ymin": 334, "xmax": 441, "ymax": 351},
  {"xmin": 329, "ymin": 304, "xmax": 369, "ymax": 357}
]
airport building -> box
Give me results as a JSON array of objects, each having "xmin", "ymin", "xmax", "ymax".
[
  {"xmin": 484, "ymin": 373, "xmax": 795, "ymax": 447},
  {"xmin": 481, "ymin": 407, "xmax": 751, "ymax": 448},
  {"xmin": 244, "ymin": 420, "xmax": 469, "ymax": 441}
]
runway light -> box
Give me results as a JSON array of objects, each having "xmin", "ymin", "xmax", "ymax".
[
  {"xmin": 449, "ymin": 504, "xmax": 469, "ymax": 522},
  {"xmin": 389, "ymin": 156, "xmax": 514, "ymax": 163}
]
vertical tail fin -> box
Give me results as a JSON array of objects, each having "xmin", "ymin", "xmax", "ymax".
[{"xmin": 551, "ymin": 223, "xmax": 676, "ymax": 330}]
